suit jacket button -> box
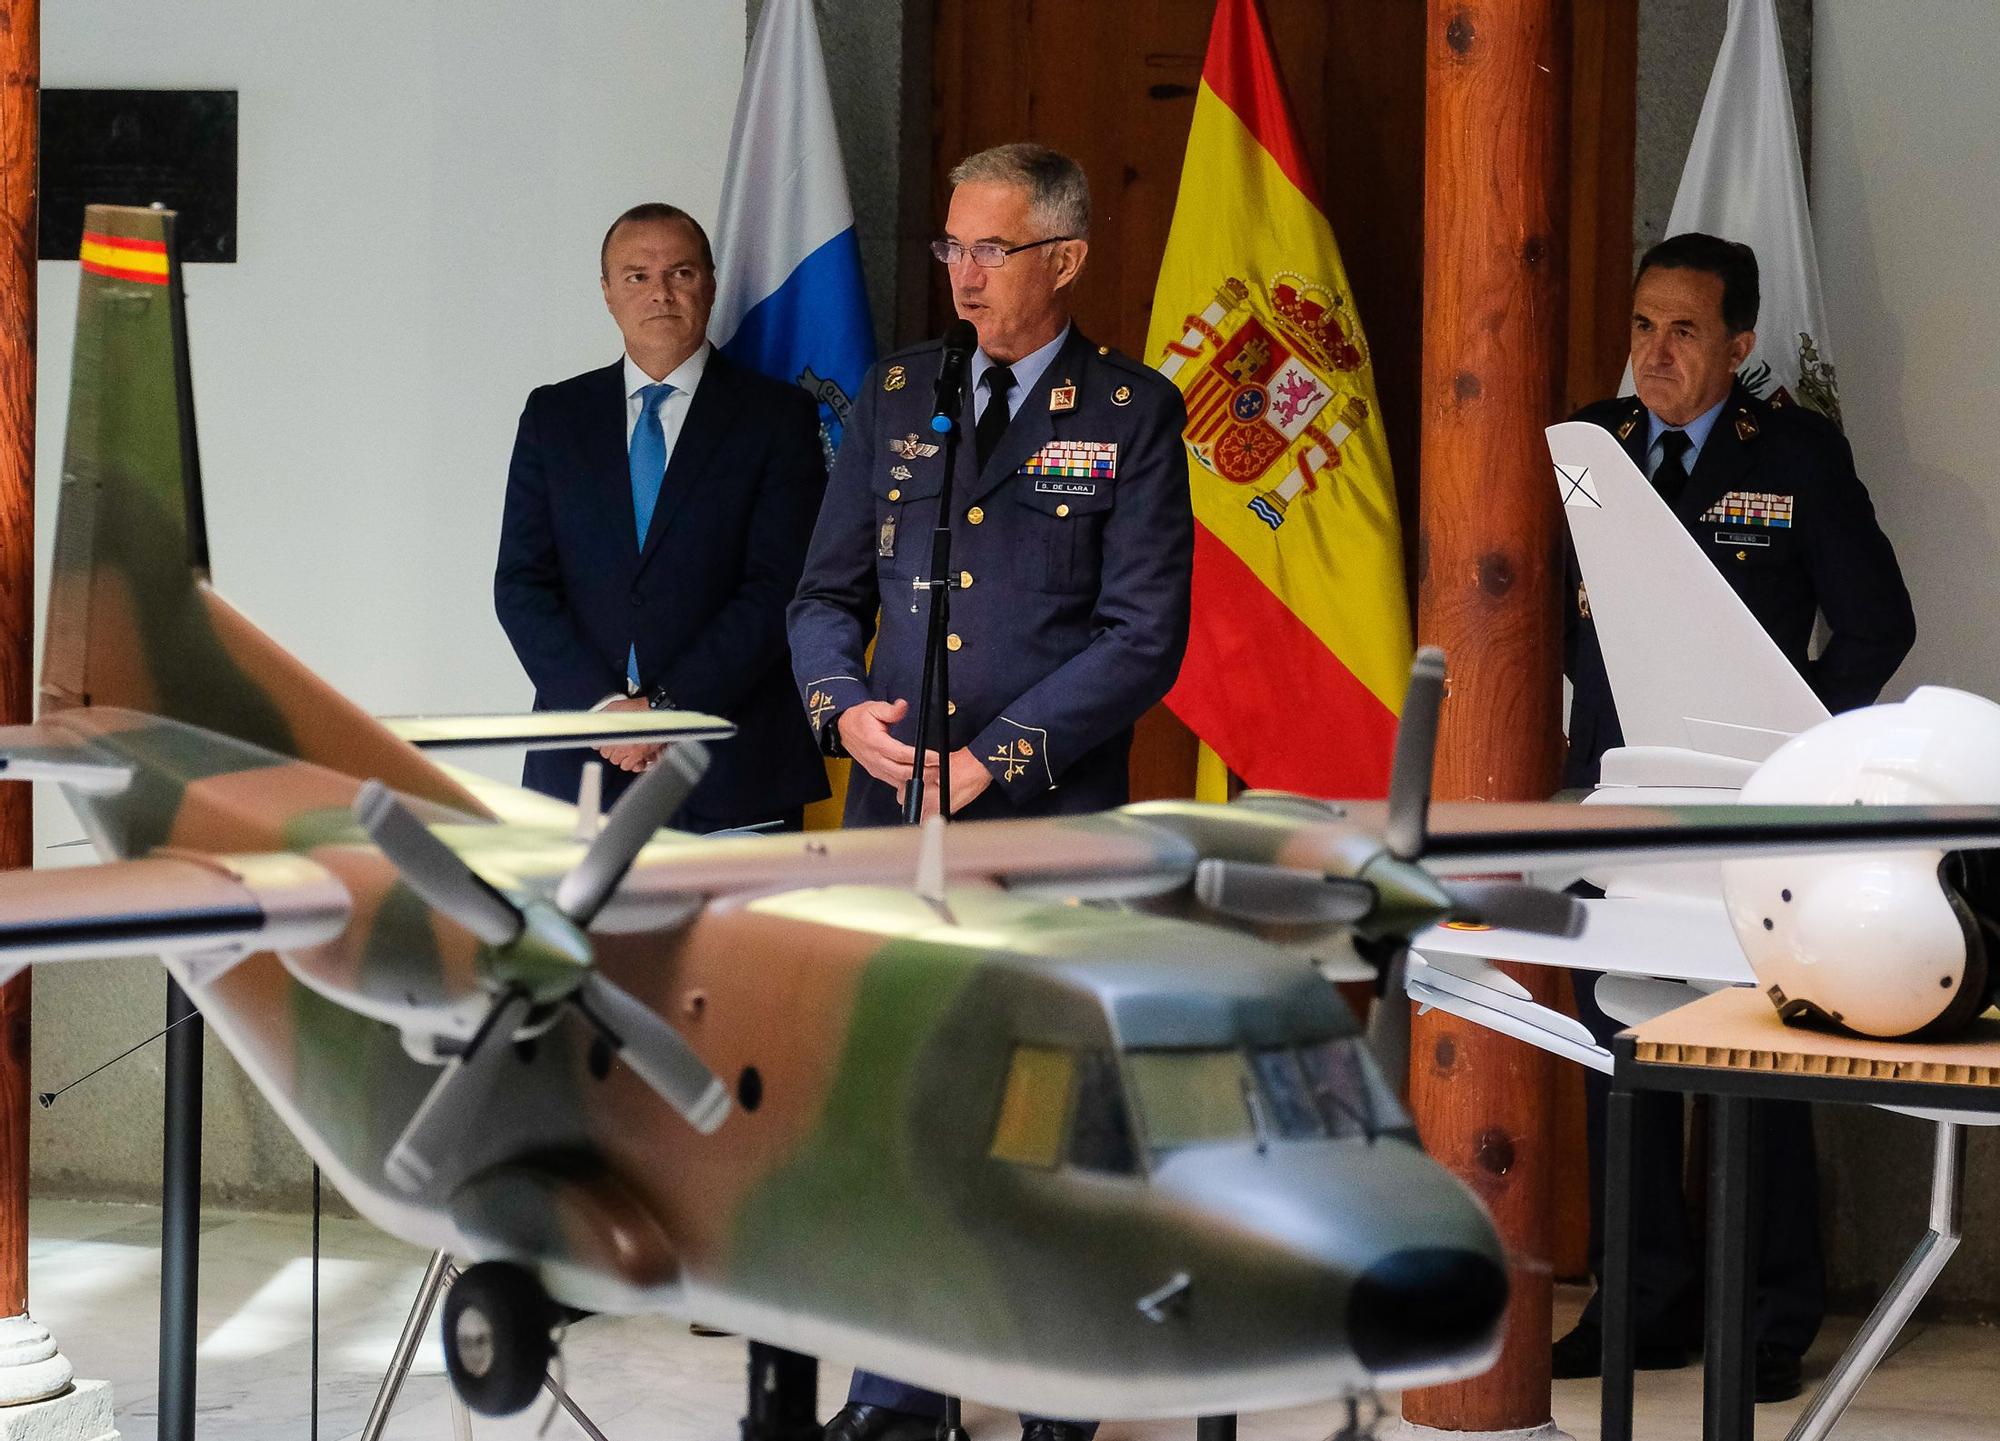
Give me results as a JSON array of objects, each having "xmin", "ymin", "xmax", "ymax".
[
  {"xmin": 888, "ymin": 488, "xmax": 901, "ymax": 501},
  {"xmin": 967, "ymin": 506, "xmax": 985, "ymax": 525},
  {"xmin": 946, "ymin": 633, "xmax": 963, "ymax": 652},
  {"xmin": 959, "ymin": 570, "xmax": 973, "ymax": 589},
  {"xmin": 948, "ymin": 700, "xmax": 958, "ymax": 716},
  {"xmin": 1055, "ymin": 503, "xmax": 1070, "ymax": 518},
  {"xmin": 1737, "ymin": 550, "xmax": 1747, "ymax": 561}
]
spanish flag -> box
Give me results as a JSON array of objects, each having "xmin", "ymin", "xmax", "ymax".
[{"xmin": 1148, "ymin": 0, "xmax": 1412, "ymax": 799}]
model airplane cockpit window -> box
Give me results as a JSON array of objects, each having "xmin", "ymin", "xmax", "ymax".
[{"xmin": 989, "ymin": 1045, "xmax": 1140, "ymax": 1176}]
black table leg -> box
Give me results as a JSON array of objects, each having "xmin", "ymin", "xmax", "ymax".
[
  {"xmin": 1602, "ymin": 1084, "xmax": 1638, "ymax": 1441},
  {"xmin": 1196, "ymin": 1416, "xmax": 1237, "ymax": 1441},
  {"xmin": 742, "ymin": 1343, "xmax": 819, "ymax": 1441},
  {"xmin": 1704, "ymin": 1095, "xmax": 1757, "ymax": 1441}
]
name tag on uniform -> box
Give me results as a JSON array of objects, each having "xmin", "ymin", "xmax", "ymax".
[
  {"xmin": 1714, "ymin": 529, "xmax": 1770, "ymax": 548},
  {"xmin": 1023, "ymin": 439, "xmax": 1116, "ymax": 480},
  {"xmin": 1700, "ymin": 490, "xmax": 1794, "ymax": 528},
  {"xmin": 1035, "ymin": 480, "xmax": 1097, "ymax": 496}
]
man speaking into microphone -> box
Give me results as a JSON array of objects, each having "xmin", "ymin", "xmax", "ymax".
[{"xmin": 789, "ymin": 142, "xmax": 1193, "ymax": 834}]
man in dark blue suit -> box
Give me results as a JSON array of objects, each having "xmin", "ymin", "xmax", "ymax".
[
  {"xmin": 1557, "ymin": 233, "xmax": 1914, "ymax": 1404},
  {"xmin": 496, "ymin": 203, "xmax": 828, "ymax": 832},
  {"xmin": 790, "ymin": 144, "xmax": 1192, "ymax": 837},
  {"xmin": 790, "ymin": 144, "xmax": 1192, "ymax": 1441}
]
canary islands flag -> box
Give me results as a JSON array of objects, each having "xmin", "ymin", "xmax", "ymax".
[
  {"xmin": 1147, "ymin": 0, "xmax": 1412, "ymax": 798},
  {"xmin": 710, "ymin": 0, "xmax": 875, "ymax": 469}
]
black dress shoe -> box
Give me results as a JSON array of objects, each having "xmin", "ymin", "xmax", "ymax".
[
  {"xmin": 1020, "ymin": 1425, "xmax": 1093, "ymax": 1441},
  {"xmin": 1551, "ymin": 1321, "xmax": 1691, "ymax": 1379},
  {"xmin": 822, "ymin": 1404, "xmax": 939, "ymax": 1441},
  {"xmin": 1755, "ymin": 1344, "xmax": 1804, "ymax": 1403}
]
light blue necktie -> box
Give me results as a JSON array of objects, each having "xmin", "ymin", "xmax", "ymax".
[{"xmin": 627, "ymin": 381, "xmax": 674, "ymax": 688}]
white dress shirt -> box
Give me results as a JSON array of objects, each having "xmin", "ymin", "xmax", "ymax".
[{"xmin": 624, "ymin": 342, "xmax": 711, "ymax": 457}]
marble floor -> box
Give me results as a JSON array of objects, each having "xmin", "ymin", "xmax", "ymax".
[{"xmin": 22, "ymin": 1198, "xmax": 2000, "ymax": 1440}]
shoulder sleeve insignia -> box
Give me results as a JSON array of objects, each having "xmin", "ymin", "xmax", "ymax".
[
  {"xmin": 884, "ymin": 365, "xmax": 907, "ymax": 393},
  {"xmin": 1049, "ymin": 382, "xmax": 1077, "ymax": 413},
  {"xmin": 1112, "ymin": 385, "xmax": 1132, "ymax": 406}
]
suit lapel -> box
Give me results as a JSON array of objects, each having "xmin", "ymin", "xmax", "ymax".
[
  {"xmin": 638, "ymin": 351, "xmax": 740, "ymax": 568},
  {"xmin": 965, "ymin": 328, "xmax": 1091, "ymax": 506},
  {"xmin": 1677, "ymin": 391, "xmax": 1756, "ymax": 525},
  {"xmin": 578, "ymin": 361, "xmax": 635, "ymax": 548}
]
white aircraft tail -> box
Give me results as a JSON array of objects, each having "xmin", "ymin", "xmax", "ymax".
[{"xmin": 1550, "ymin": 420, "xmax": 1828, "ymax": 764}]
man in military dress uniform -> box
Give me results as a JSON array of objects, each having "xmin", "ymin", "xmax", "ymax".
[
  {"xmin": 787, "ymin": 144, "xmax": 1192, "ymax": 1441},
  {"xmin": 1558, "ymin": 232, "xmax": 1916, "ymax": 1402}
]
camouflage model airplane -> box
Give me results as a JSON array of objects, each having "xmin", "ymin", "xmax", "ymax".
[{"xmin": 12, "ymin": 205, "xmax": 2000, "ymax": 1422}]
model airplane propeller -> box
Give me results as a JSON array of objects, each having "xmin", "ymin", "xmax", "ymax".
[
  {"xmin": 19, "ymin": 204, "xmax": 2000, "ymax": 1422},
  {"xmin": 354, "ymin": 742, "xmax": 731, "ymax": 1191}
]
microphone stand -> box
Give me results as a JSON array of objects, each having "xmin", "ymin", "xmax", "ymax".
[{"xmin": 903, "ymin": 408, "xmax": 962, "ymax": 826}]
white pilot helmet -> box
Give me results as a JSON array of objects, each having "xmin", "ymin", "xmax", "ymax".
[{"xmin": 1719, "ymin": 686, "xmax": 2000, "ymax": 1039}]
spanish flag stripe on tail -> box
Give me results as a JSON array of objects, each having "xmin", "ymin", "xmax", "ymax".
[
  {"xmin": 1147, "ymin": 0, "xmax": 1412, "ymax": 799},
  {"xmin": 80, "ymin": 230, "xmax": 171, "ymax": 285}
]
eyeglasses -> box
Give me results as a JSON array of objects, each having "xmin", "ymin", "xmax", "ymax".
[{"xmin": 930, "ymin": 236, "xmax": 1074, "ymax": 269}]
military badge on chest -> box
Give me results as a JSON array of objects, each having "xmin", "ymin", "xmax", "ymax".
[{"xmin": 879, "ymin": 515, "xmax": 896, "ymax": 558}]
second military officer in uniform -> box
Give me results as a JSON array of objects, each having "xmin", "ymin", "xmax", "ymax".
[
  {"xmin": 790, "ymin": 142, "xmax": 1192, "ymax": 833},
  {"xmin": 787, "ymin": 144, "xmax": 1193, "ymax": 1441},
  {"xmin": 1558, "ymin": 232, "xmax": 1916, "ymax": 1403}
]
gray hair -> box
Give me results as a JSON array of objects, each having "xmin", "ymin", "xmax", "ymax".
[{"xmin": 948, "ymin": 143, "xmax": 1092, "ymax": 241}]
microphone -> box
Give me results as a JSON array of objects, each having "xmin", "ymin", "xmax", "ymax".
[{"xmin": 928, "ymin": 319, "xmax": 978, "ymax": 435}]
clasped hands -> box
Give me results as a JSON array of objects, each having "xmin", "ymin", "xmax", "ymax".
[{"xmin": 837, "ymin": 698, "xmax": 995, "ymax": 820}]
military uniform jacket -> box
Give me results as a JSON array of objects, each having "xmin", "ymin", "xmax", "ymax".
[
  {"xmin": 1564, "ymin": 383, "xmax": 1915, "ymax": 788},
  {"xmin": 789, "ymin": 327, "xmax": 1193, "ymax": 826}
]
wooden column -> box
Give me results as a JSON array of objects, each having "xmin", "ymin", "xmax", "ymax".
[
  {"xmin": 1407, "ymin": 0, "xmax": 1570, "ymax": 1433},
  {"xmin": 0, "ymin": 0, "xmax": 35, "ymax": 1325}
]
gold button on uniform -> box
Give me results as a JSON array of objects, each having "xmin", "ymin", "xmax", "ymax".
[
  {"xmin": 946, "ymin": 633, "xmax": 963, "ymax": 652},
  {"xmin": 888, "ymin": 488, "xmax": 901, "ymax": 501},
  {"xmin": 959, "ymin": 570, "xmax": 973, "ymax": 589},
  {"xmin": 967, "ymin": 506, "xmax": 985, "ymax": 525},
  {"xmin": 1737, "ymin": 550, "xmax": 1747, "ymax": 561},
  {"xmin": 948, "ymin": 701, "xmax": 958, "ymax": 716},
  {"xmin": 1056, "ymin": 503, "xmax": 1070, "ymax": 518}
]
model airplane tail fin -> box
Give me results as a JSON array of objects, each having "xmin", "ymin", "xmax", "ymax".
[
  {"xmin": 1549, "ymin": 421, "xmax": 1828, "ymax": 764},
  {"xmin": 42, "ymin": 204, "xmax": 486, "ymax": 815}
]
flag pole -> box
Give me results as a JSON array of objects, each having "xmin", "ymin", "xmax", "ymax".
[{"xmin": 1406, "ymin": 0, "xmax": 1572, "ymax": 1434}]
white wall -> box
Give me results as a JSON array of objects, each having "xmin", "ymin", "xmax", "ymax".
[
  {"xmin": 1812, "ymin": 0, "xmax": 2000, "ymax": 700},
  {"xmin": 30, "ymin": 0, "xmax": 746, "ymax": 1206}
]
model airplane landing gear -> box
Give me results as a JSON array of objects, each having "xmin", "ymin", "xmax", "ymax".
[
  {"xmin": 443, "ymin": 1260, "xmax": 559, "ymax": 1416},
  {"xmin": 360, "ymin": 1251, "xmax": 612, "ymax": 1441}
]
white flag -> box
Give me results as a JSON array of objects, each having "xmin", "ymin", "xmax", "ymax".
[{"xmin": 1642, "ymin": 0, "xmax": 1840, "ymax": 423}]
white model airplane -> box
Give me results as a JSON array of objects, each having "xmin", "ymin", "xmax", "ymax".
[
  {"xmin": 1407, "ymin": 419, "xmax": 2000, "ymax": 1055},
  {"xmin": 1407, "ymin": 419, "xmax": 1997, "ymax": 1441}
]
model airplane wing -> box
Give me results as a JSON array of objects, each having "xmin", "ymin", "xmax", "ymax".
[
  {"xmin": 379, "ymin": 709, "xmax": 733, "ymax": 752},
  {"xmin": 0, "ymin": 723, "xmax": 132, "ymax": 793},
  {"xmin": 0, "ymin": 853, "xmax": 348, "ymax": 982},
  {"xmin": 1551, "ymin": 420, "xmax": 1828, "ymax": 761},
  {"xmin": 1414, "ymin": 895, "xmax": 1752, "ymax": 984}
]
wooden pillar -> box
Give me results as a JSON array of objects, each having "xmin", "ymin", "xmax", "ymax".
[
  {"xmin": 1407, "ymin": 0, "xmax": 1570, "ymax": 1434},
  {"xmin": 0, "ymin": 0, "xmax": 33, "ymax": 1325}
]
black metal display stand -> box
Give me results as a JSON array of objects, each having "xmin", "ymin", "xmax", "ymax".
[
  {"xmin": 1603, "ymin": 1032, "xmax": 1999, "ymax": 1441},
  {"xmin": 158, "ymin": 978, "xmax": 203, "ymax": 1441}
]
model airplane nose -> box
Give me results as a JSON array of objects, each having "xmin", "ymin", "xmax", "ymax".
[{"xmin": 1348, "ymin": 1246, "xmax": 1507, "ymax": 1374}]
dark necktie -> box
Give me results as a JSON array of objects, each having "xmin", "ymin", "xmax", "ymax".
[
  {"xmin": 974, "ymin": 365, "xmax": 1015, "ymax": 470},
  {"xmin": 1653, "ymin": 428, "xmax": 1692, "ymax": 500}
]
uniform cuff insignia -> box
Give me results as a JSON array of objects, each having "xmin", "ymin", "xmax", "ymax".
[{"xmin": 976, "ymin": 716, "xmax": 1054, "ymax": 795}]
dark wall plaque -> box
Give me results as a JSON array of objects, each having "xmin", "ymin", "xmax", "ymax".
[{"xmin": 40, "ymin": 89, "xmax": 238, "ymax": 263}]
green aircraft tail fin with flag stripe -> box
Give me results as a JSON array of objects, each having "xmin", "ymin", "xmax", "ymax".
[{"xmin": 43, "ymin": 204, "xmax": 488, "ymax": 817}]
